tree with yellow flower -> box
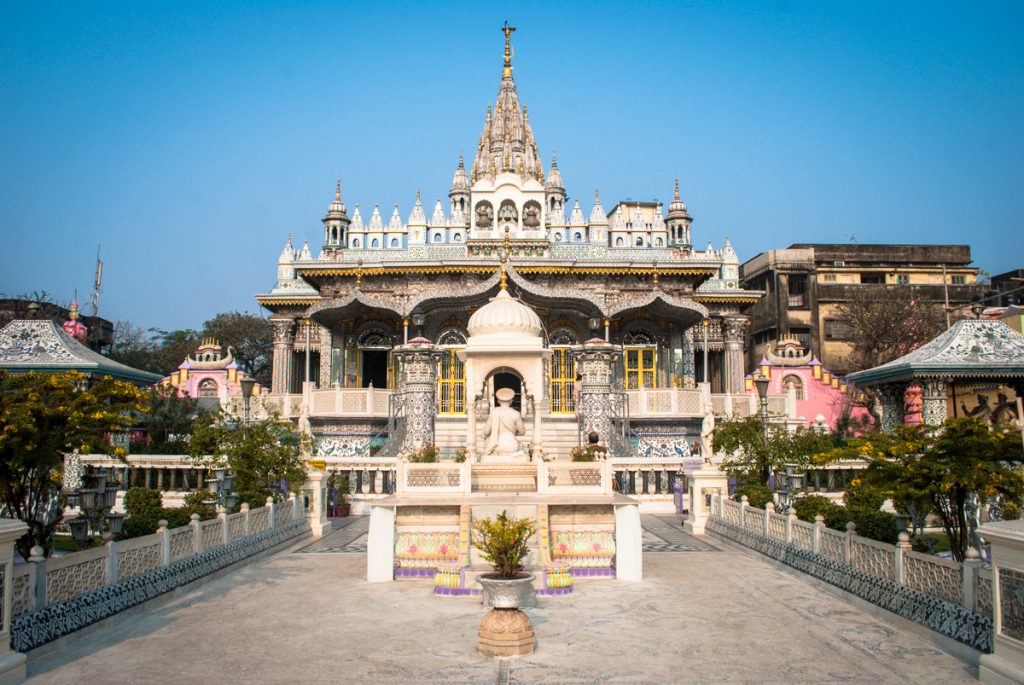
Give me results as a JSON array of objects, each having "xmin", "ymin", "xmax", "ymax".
[
  {"xmin": 819, "ymin": 418, "xmax": 1024, "ymax": 561},
  {"xmin": 0, "ymin": 370, "xmax": 146, "ymax": 559}
]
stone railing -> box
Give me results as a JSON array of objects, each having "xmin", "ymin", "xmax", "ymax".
[
  {"xmin": 261, "ymin": 388, "xmax": 391, "ymax": 419},
  {"xmin": 538, "ymin": 461, "xmax": 613, "ymax": 494},
  {"xmin": 627, "ymin": 387, "xmax": 707, "ymax": 417},
  {"xmin": 709, "ymin": 495, "xmax": 993, "ymax": 653},
  {"xmin": 395, "ymin": 461, "xmax": 471, "ymax": 494},
  {"xmin": 611, "ymin": 457, "xmax": 685, "ymax": 503},
  {"xmin": 9, "ymin": 495, "xmax": 308, "ymax": 653}
]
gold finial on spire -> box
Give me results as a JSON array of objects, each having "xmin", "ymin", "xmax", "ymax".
[
  {"xmin": 594, "ymin": 187, "xmax": 600, "ymax": 203},
  {"xmin": 502, "ymin": 21, "xmax": 516, "ymax": 78},
  {"xmin": 499, "ymin": 227, "xmax": 511, "ymax": 290},
  {"xmin": 336, "ymin": 179, "xmax": 341, "ymax": 200},
  {"xmin": 416, "ymin": 188, "xmax": 421, "ymax": 202},
  {"xmin": 674, "ymin": 178, "xmax": 680, "ymax": 201}
]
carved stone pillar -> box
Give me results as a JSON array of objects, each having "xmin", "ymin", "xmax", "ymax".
[
  {"xmin": 877, "ymin": 382, "xmax": 909, "ymax": 433},
  {"xmin": 391, "ymin": 340, "xmax": 443, "ymax": 454},
  {"xmin": 572, "ymin": 340, "xmax": 622, "ymax": 444},
  {"xmin": 270, "ymin": 318, "xmax": 296, "ymax": 394},
  {"xmin": 723, "ymin": 316, "xmax": 748, "ymax": 395},
  {"xmin": 681, "ymin": 327, "xmax": 696, "ymax": 389},
  {"xmin": 919, "ymin": 379, "xmax": 949, "ymax": 427}
]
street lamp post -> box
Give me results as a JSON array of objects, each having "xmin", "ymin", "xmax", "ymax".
[
  {"xmin": 753, "ymin": 372, "xmax": 772, "ymax": 491},
  {"xmin": 66, "ymin": 467, "xmax": 124, "ymax": 548},
  {"xmin": 240, "ymin": 377, "xmax": 257, "ymax": 426}
]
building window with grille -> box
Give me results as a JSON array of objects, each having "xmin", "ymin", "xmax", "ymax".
[
  {"xmin": 824, "ymin": 319, "xmax": 854, "ymax": 340},
  {"xmin": 623, "ymin": 328, "xmax": 657, "ymax": 389},
  {"xmin": 951, "ymin": 274, "xmax": 966, "ymax": 285},
  {"xmin": 787, "ymin": 275, "xmax": 807, "ymax": 308}
]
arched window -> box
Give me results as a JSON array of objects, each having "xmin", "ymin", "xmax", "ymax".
[
  {"xmin": 353, "ymin": 238, "xmax": 361, "ymax": 248},
  {"xmin": 438, "ymin": 329, "xmax": 467, "ymax": 346},
  {"xmin": 371, "ymin": 238, "xmax": 380, "ymax": 249},
  {"xmin": 783, "ymin": 374, "xmax": 804, "ymax": 401},
  {"xmin": 635, "ymin": 236, "xmax": 644, "ymax": 246},
  {"xmin": 197, "ymin": 378, "xmax": 218, "ymax": 398},
  {"xmin": 615, "ymin": 237, "xmax": 624, "ymax": 247},
  {"xmin": 574, "ymin": 232, "xmax": 582, "ymax": 242},
  {"xmin": 433, "ymin": 233, "xmax": 443, "ymax": 243},
  {"xmin": 554, "ymin": 233, "xmax": 562, "ymax": 242},
  {"xmin": 390, "ymin": 238, "xmax": 399, "ymax": 248},
  {"xmin": 655, "ymin": 237, "xmax": 663, "ymax": 246},
  {"xmin": 453, "ymin": 232, "xmax": 463, "ymax": 242}
]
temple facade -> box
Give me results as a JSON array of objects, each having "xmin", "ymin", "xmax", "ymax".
[{"xmin": 257, "ymin": 26, "xmax": 762, "ymax": 459}]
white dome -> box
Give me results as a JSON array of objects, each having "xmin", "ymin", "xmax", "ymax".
[{"xmin": 467, "ymin": 289, "xmax": 542, "ymax": 339}]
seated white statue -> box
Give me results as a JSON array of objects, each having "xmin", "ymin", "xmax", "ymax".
[{"xmin": 481, "ymin": 387, "xmax": 528, "ymax": 463}]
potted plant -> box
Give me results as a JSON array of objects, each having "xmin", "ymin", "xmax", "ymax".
[
  {"xmin": 328, "ymin": 471, "xmax": 351, "ymax": 517},
  {"xmin": 473, "ymin": 510, "xmax": 537, "ymax": 608}
]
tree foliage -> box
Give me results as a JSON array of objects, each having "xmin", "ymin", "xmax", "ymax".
[
  {"xmin": 818, "ymin": 419, "xmax": 1024, "ymax": 560},
  {"xmin": 188, "ymin": 412, "xmax": 307, "ymax": 498},
  {"xmin": 201, "ymin": 312, "xmax": 273, "ymax": 387},
  {"xmin": 108, "ymin": 311, "xmax": 272, "ymax": 386},
  {"xmin": 835, "ymin": 286, "xmax": 947, "ymax": 372},
  {"xmin": 714, "ymin": 415, "xmax": 835, "ymax": 486},
  {"xmin": 0, "ymin": 371, "xmax": 146, "ymax": 558},
  {"xmin": 134, "ymin": 385, "xmax": 199, "ymax": 453}
]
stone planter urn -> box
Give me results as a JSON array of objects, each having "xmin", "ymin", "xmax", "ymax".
[
  {"xmin": 477, "ymin": 574, "xmax": 536, "ymax": 656},
  {"xmin": 477, "ymin": 573, "xmax": 536, "ymax": 608}
]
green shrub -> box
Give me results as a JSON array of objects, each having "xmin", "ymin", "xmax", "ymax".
[
  {"xmin": 182, "ymin": 490, "xmax": 218, "ymax": 519},
  {"xmin": 407, "ymin": 444, "xmax": 438, "ymax": 463},
  {"xmin": 842, "ymin": 478, "xmax": 886, "ymax": 512},
  {"xmin": 792, "ymin": 494, "xmax": 837, "ymax": 523},
  {"xmin": 120, "ymin": 513, "xmax": 161, "ymax": 539},
  {"xmin": 123, "ymin": 487, "xmax": 162, "ymax": 517},
  {"xmin": 734, "ymin": 483, "xmax": 773, "ymax": 509},
  {"xmin": 472, "ymin": 510, "xmax": 536, "ymax": 579},
  {"xmin": 850, "ymin": 508, "xmax": 899, "ymax": 544},
  {"xmin": 821, "ymin": 504, "xmax": 899, "ymax": 545}
]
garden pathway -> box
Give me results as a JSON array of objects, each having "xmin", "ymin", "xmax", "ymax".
[{"xmin": 24, "ymin": 516, "xmax": 977, "ymax": 684}]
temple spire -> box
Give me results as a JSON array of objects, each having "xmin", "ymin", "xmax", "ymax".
[
  {"xmin": 674, "ymin": 178, "xmax": 680, "ymax": 201},
  {"xmin": 502, "ymin": 21, "xmax": 516, "ymax": 78},
  {"xmin": 336, "ymin": 179, "xmax": 341, "ymax": 201}
]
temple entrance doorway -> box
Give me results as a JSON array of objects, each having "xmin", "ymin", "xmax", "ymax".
[
  {"xmin": 491, "ymin": 371, "xmax": 522, "ymax": 412},
  {"xmin": 361, "ymin": 350, "xmax": 389, "ymax": 388}
]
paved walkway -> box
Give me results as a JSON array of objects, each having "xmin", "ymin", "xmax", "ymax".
[{"xmin": 26, "ymin": 516, "xmax": 977, "ymax": 684}]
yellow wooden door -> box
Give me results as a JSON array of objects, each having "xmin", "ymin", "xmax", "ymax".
[
  {"xmin": 549, "ymin": 347, "xmax": 576, "ymax": 413},
  {"xmin": 438, "ymin": 349, "xmax": 466, "ymax": 413}
]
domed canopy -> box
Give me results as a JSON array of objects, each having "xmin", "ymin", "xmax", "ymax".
[{"xmin": 467, "ymin": 289, "xmax": 543, "ymax": 342}]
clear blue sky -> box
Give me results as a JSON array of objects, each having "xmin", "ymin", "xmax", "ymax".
[{"xmin": 2, "ymin": 1, "xmax": 1021, "ymax": 331}]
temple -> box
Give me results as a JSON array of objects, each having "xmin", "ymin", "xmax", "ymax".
[{"xmin": 257, "ymin": 26, "xmax": 762, "ymax": 462}]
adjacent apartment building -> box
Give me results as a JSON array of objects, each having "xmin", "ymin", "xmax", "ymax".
[{"xmin": 740, "ymin": 244, "xmax": 985, "ymax": 376}]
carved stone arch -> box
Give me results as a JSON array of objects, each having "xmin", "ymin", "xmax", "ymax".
[
  {"xmin": 622, "ymin": 327, "xmax": 658, "ymax": 346},
  {"xmin": 438, "ymin": 328, "xmax": 467, "ymax": 346},
  {"xmin": 549, "ymin": 327, "xmax": 579, "ymax": 346},
  {"xmin": 197, "ymin": 378, "xmax": 218, "ymax": 398},
  {"xmin": 357, "ymin": 326, "xmax": 397, "ymax": 348}
]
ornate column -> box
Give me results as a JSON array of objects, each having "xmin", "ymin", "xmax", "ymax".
[
  {"xmin": 391, "ymin": 340, "xmax": 443, "ymax": 454},
  {"xmin": 877, "ymin": 382, "xmax": 909, "ymax": 433},
  {"xmin": 270, "ymin": 318, "xmax": 296, "ymax": 394},
  {"xmin": 681, "ymin": 327, "xmax": 696, "ymax": 388},
  {"xmin": 919, "ymin": 379, "xmax": 949, "ymax": 427},
  {"xmin": 572, "ymin": 340, "xmax": 622, "ymax": 444},
  {"xmin": 723, "ymin": 316, "xmax": 748, "ymax": 395}
]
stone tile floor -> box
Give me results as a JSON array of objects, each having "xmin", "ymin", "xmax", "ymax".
[{"xmin": 25, "ymin": 515, "xmax": 978, "ymax": 684}]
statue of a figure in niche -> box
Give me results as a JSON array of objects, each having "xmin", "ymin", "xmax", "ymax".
[
  {"xmin": 482, "ymin": 387, "xmax": 528, "ymax": 463},
  {"xmin": 523, "ymin": 204, "xmax": 541, "ymax": 228},
  {"xmin": 476, "ymin": 203, "xmax": 493, "ymax": 228},
  {"xmin": 498, "ymin": 203, "xmax": 518, "ymax": 224}
]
